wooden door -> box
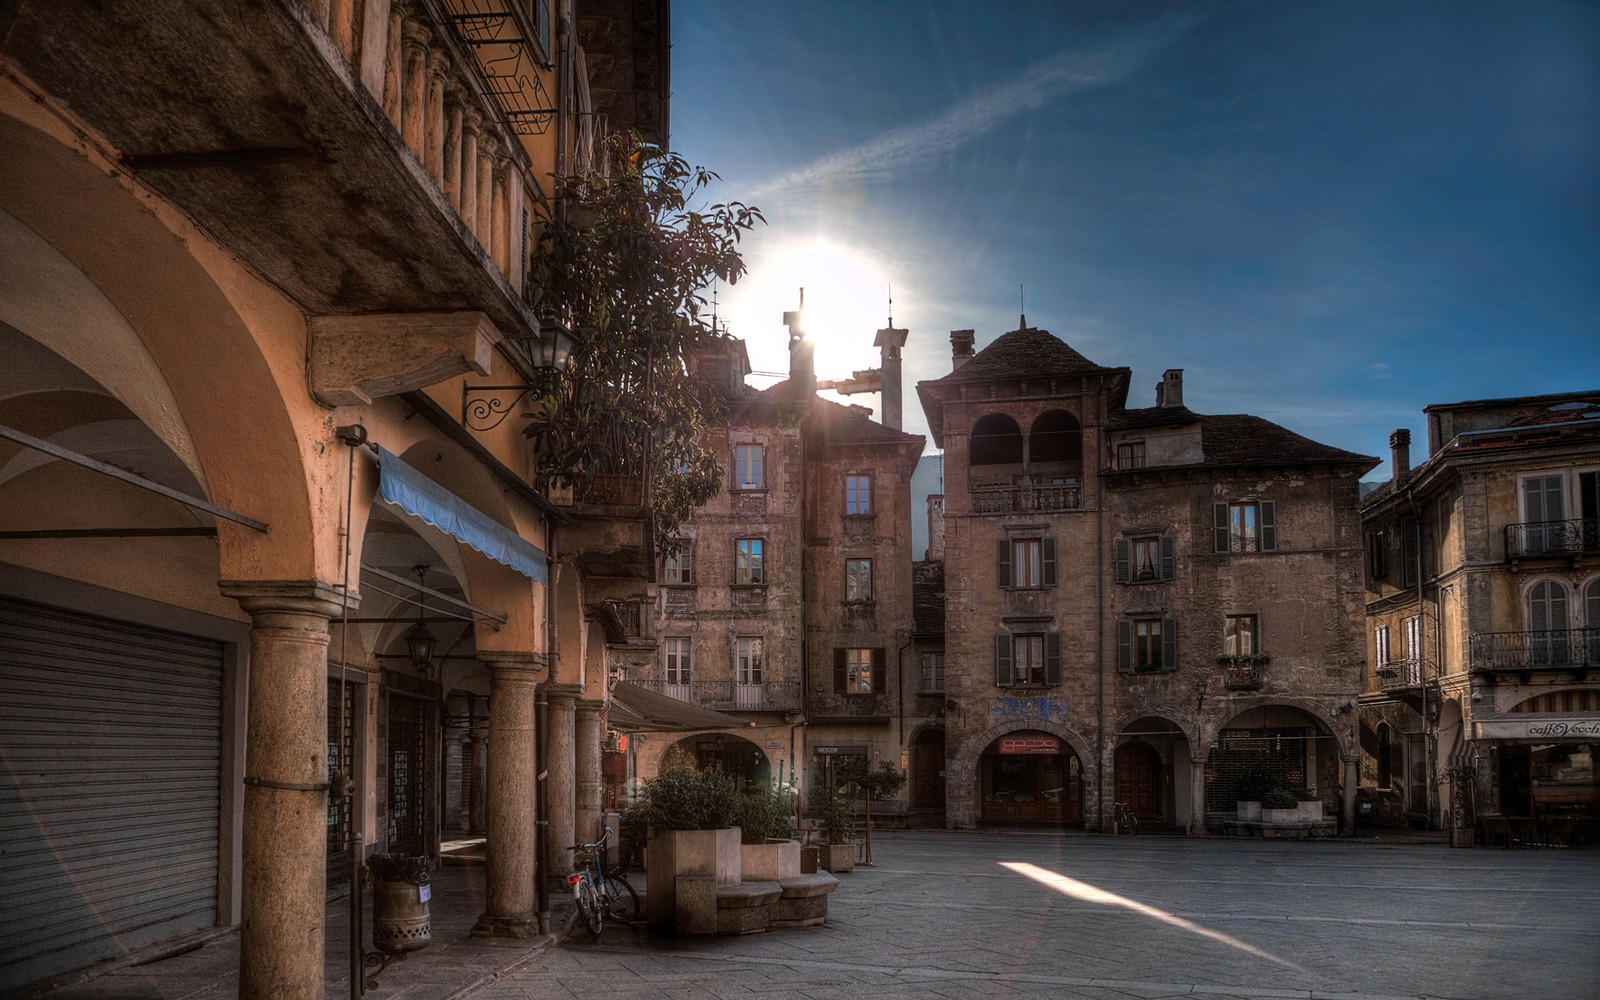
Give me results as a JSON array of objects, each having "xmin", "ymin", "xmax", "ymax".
[
  {"xmin": 912, "ymin": 739, "xmax": 946, "ymax": 809},
  {"xmin": 1115, "ymin": 744, "xmax": 1160, "ymax": 820}
]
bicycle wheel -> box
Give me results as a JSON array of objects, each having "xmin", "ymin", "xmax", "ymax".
[
  {"xmin": 1126, "ymin": 813, "xmax": 1138, "ymax": 836},
  {"xmin": 604, "ymin": 873, "xmax": 639, "ymax": 923},
  {"xmin": 574, "ymin": 875, "xmax": 603, "ymax": 935}
]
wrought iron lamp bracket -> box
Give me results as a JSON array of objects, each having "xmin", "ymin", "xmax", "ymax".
[{"xmin": 461, "ymin": 373, "xmax": 562, "ymax": 432}]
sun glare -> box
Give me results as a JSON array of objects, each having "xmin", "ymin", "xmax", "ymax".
[{"xmin": 734, "ymin": 240, "xmax": 892, "ymax": 387}]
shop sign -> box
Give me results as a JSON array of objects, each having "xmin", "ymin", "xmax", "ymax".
[
  {"xmin": 1000, "ymin": 736, "xmax": 1060, "ymax": 755},
  {"xmin": 1474, "ymin": 716, "xmax": 1600, "ymax": 740},
  {"xmin": 766, "ymin": 740, "xmax": 783, "ymax": 749}
]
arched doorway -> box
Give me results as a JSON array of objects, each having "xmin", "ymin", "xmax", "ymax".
[
  {"xmin": 1115, "ymin": 743, "xmax": 1161, "ymax": 822},
  {"xmin": 1207, "ymin": 705, "xmax": 1340, "ymax": 816},
  {"xmin": 910, "ymin": 726, "xmax": 946, "ymax": 811},
  {"xmin": 669, "ymin": 733, "xmax": 770, "ymax": 790},
  {"xmin": 979, "ymin": 730, "xmax": 1082, "ymax": 825}
]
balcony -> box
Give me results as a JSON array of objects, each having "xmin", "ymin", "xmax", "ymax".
[
  {"xmin": 1471, "ymin": 630, "xmax": 1599, "ymax": 679},
  {"xmin": 634, "ymin": 679, "xmax": 801, "ymax": 713},
  {"xmin": 1219, "ymin": 659, "xmax": 1266, "ymax": 690},
  {"xmin": 971, "ymin": 481, "xmax": 1082, "ymax": 515},
  {"xmin": 576, "ymin": 473, "xmax": 644, "ymax": 507},
  {"xmin": 1376, "ymin": 657, "xmax": 1429, "ymax": 693},
  {"xmin": 1506, "ymin": 519, "xmax": 1599, "ymax": 565}
]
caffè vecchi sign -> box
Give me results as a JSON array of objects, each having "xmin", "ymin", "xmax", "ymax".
[{"xmin": 1473, "ymin": 716, "xmax": 1600, "ymax": 740}]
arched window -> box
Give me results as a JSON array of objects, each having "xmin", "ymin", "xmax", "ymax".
[
  {"xmin": 1586, "ymin": 579, "xmax": 1600, "ymax": 664},
  {"xmin": 970, "ymin": 413, "xmax": 1023, "ymax": 467},
  {"xmin": 1029, "ymin": 410, "xmax": 1082, "ymax": 481},
  {"xmin": 1528, "ymin": 580, "xmax": 1570, "ymax": 665}
]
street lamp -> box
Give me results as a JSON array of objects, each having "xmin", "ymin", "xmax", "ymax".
[
  {"xmin": 460, "ymin": 316, "xmax": 576, "ymax": 431},
  {"xmin": 1194, "ymin": 678, "xmax": 1209, "ymax": 712},
  {"xmin": 405, "ymin": 565, "xmax": 436, "ymax": 677}
]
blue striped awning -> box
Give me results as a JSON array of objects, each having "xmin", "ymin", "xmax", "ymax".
[{"xmin": 376, "ymin": 446, "xmax": 547, "ymax": 585}]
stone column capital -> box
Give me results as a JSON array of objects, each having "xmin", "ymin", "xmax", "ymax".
[
  {"xmin": 218, "ymin": 580, "xmax": 351, "ymax": 620},
  {"xmin": 479, "ymin": 650, "xmax": 548, "ymax": 684},
  {"xmin": 401, "ymin": 16, "xmax": 432, "ymax": 49},
  {"xmin": 427, "ymin": 46, "xmax": 452, "ymax": 80},
  {"xmin": 462, "ymin": 104, "xmax": 484, "ymax": 134},
  {"xmin": 544, "ymin": 682, "xmax": 585, "ymax": 703},
  {"xmin": 575, "ymin": 699, "xmax": 604, "ymax": 717}
]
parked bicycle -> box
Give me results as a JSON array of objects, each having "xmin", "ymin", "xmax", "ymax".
[
  {"xmin": 1113, "ymin": 801, "xmax": 1139, "ymax": 836},
  {"xmin": 567, "ymin": 827, "xmax": 638, "ymax": 935}
]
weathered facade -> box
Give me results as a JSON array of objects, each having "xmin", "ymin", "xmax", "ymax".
[
  {"xmin": 1359, "ymin": 391, "xmax": 1600, "ymax": 839},
  {"xmin": 0, "ymin": 1, "xmax": 666, "ymax": 995},
  {"xmin": 918, "ymin": 322, "xmax": 1376, "ymax": 833}
]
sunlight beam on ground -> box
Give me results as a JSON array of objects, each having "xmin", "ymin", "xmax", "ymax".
[{"xmin": 999, "ymin": 861, "xmax": 1307, "ymax": 973}]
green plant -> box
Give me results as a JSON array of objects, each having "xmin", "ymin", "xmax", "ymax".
[
  {"xmin": 1261, "ymin": 787, "xmax": 1298, "ymax": 809},
  {"xmin": 810, "ymin": 784, "xmax": 855, "ymax": 844},
  {"xmin": 1237, "ymin": 767, "xmax": 1274, "ymax": 801},
  {"xmin": 734, "ymin": 783, "xmax": 797, "ymax": 844},
  {"xmin": 1289, "ymin": 785, "xmax": 1317, "ymax": 801},
  {"xmin": 633, "ymin": 761, "xmax": 738, "ymax": 833}
]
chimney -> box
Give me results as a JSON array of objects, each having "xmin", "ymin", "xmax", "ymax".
[
  {"xmin": 875, "ymin": 322, "xmax": 909, "ymax": 430},
  {"xmin": 1390, "ymin": 429, "xmax": 1411, "ymax": 482},
  {"xmin": 926, "ymin": 494, "xmax": 945, "ymax": 560},
  {"xmin": 783, "ymin": 292, "xmax": 815, "ymax": 397},
  {"xmin": 950, "ymin": 329, "xmax": 974, "ymax": 371},
  {"xmin": 1161, "ymin": 369, "xmax": 1184, "ymax": 408}
]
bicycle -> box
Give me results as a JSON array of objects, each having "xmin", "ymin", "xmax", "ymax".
[
  {"xmin": 1113, "ymin": 801, "xmax": 1139, "ymax": 836},
  {"xmin": 566, "ymin": 827, "xmax": 638, "ymax": 935}
]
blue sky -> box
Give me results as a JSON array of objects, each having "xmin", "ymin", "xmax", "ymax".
[{"xmin": 669, "ymin": 0, "xmax": 1600, "ymax": 479}]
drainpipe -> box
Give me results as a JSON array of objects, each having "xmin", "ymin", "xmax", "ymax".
[{"xmin": 1095, "ymin": 418, "xmax": 1107, "ymax": 832}]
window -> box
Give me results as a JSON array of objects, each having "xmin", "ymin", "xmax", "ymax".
[
  {"xmin": 736, "ymin": 637, "xmax": 764, "ymax": 684},
  {"xmin": 921, "ymin": 652, "xmax": 945, "ymax": 693},
  {"xmin": 735, "ymin": 538, "xmax": 764, "ymax": 584},
  {"xmin": 663, "ymin": 544, "xmax": 693, "ymax": 585},
  {"xmin": 734, "ymin": 444, "xmax": 765, "ymax": 489},
  {"xmin": 1403, "ymin": 614, "xmax": 1422, "ymax": 663},
  {"xmin": 1400, "ymin": 517, "xmax": 1420, "ymax": 588},
  {"xmin": 1527, "ymin": 580, "xmax": 1570, "ymax": 665},
  {"xmin": 1224, "ymin": 614, "xmax": 1258, "ymax": 657},
  {"xmin": 1116, "ymin": 616, "xmax": 1178, "ymax": 673},
  {"xmin": 1115, "ymin": 441, "xmax": 1146, "ymax": 470},
  {"xmin": 1114, "ymin": 535, "xmax": 1174, "ymax": 583},
  {"xmin": 1213, "ymin": 500, "xmax": 1276, "ymax": 553},
  {"xmin": 997, "ymin": 537, "xmax": 1058, "ymax": 588},
  {"xmin": 993, "ymin": 633, "xmax": 1062, "ymax": 687},
  {"xmin": 663, "ymin": 637, "xmax": 692, "ymax": 687},
  {"xmin": 1368, "ymin": 530, "xmax": 1387, "ymax": 580},
  {"xmin": 1374, "ymin": 624, "xmax": 1391, "ymax": 672},
  {"xmin": 834, "ymin": 647, "xmax": 883, "ymax": 694},
  {"xmin": 845, "ymin": 474, "xmax": 872, "ymax": 515},
  {"xmin": 845, "ymin": 558, "xmax": 873, "ymax": 602}
]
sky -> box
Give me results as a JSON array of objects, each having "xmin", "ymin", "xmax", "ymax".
[{"xmin": 668, "ymin": 0, "xmax": 1600, "ymax": 482}]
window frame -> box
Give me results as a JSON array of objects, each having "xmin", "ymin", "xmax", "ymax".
[
  {"xmin": 845, "ymin": 473, "xmax": 873, "ymax": 516},
  {"xmin": 1116, "ymin": 615, "xmax": 1178, "ymax": 673},
  {"xmin": 735, "ymin": 636, "xmax": 764, "ymax": 685},
  {"xmin": 1368, "ymin": 530, "xmax": 1388, "ymax": 581},
  {"xmin": 663, "ymin": 636, "xmax": 692, "ymax": 685},
  {"xmin": 834, "ymin": 646, "xmax": 885, "ymax": 695},
  {"xmin": 997, "ymin": 536, "xmax": 1058, "ymax": 589},
  {"xmin": 993, "ymin": 632, "xmax": 1062, "ymax": 687},
  {"xmin": 1224, "ymin": 614, "xmax": 1259, "ymax": 657},
  {"xmin": 1115, "ymin": 441, "xmax": 1146, "ymax": 471},
  {"xmin": 1114, "ymin": 534, "xmax": 1174, "ymax": 583},
  {"xmin": 1213, "ymin": 500, "xmax": 1277, "ymax": 554},
  {"xmin": 733, "ymin": 444, "xmax": 766, "ymax": 490},
  {"xmin": 1374, "ymin": 624, "xmax": 1391, "ymax": 671},
  {"xmin": 844, "ymin": 557, "xmax": 874, "ymax": 602},
  {"xmin": 920, "ymin": 652, "xmax": 945, "ymax": 694},
  {"xmin": 662, "ymin": 543, "xmax": 694, "ymax": 586},
  {"xmin": 734, "ymin": 537, "xmax": 765, "ymax": 585}
]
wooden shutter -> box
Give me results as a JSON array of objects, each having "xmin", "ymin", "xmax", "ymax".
[
  {"xmin": 1213, "ymin": 502, "xmax": 1230, "ymax": 552},
  {"xmin": 994, "ymin": 634, "xmax": 1012, "ymax": 687},
  {"xmin": 1162, "ymin": 615, "xmax": 1178, "ymax": 672},
  {"xmin": 996, "ymin": 539, "xmax": 1011, "ymax": 588},
  {"xmin": 833, "ymin": 648, "xmax": 847, "ymax": 693},
  {"xmin": 872, "ymin": 647, "xmax": 886, "ymax": 694},
  {"xmin": 1044, "ymin": 633, "xmax": 1062, "ymax": 686},
  {"xmin": 1113, "ymin": 538, "xmax": 1131, "ymax": 583},
  {"xmin": 1260, "ymin": 501, "xmax": 1277, "ymax": 551},
  {"xmin": 1116, "ymin": 620, "xmax": 1132, "ymax": 673},
  {"xmin": 1159, "ymin": 535, "xmax": 1176, "ymax": 580},
  {"xmin": 1401, "ymin": 517, "xmax": 1419, "ymax": 587},
  {"xmin": 1042, "ymin": 538, "xmax": 1058, "ymax": 587}
]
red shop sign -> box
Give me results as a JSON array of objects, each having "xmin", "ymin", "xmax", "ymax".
[{"xmin": 1000, "ymin": 736, "xmax": 1060, "ymax": 755}]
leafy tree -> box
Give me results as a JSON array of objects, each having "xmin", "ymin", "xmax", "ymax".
[{"xmin": 523, "ymin": 133, "xmax": 763, "ymax": 550}]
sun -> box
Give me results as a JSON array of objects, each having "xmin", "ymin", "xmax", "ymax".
[{"xmin": 729, "ymin": 240, "xmax": 892, "ymax": 388}]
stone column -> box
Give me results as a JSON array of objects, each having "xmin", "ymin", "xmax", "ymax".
[
  {"xmin": 543, "ymin": 685, "xmax": 580, "ymax": 878},
  {"xmin": 476, "ymin": 133, "xmax": 497, "ymax": 249},
  {"xmin": 472, "ymin": 653, "xmax": 543, "ymax": 938},
  {"xmin": 1189, "ymin": 755, "xmax": 1209, "ymax": 836},
  {"xmin": 424, "ymin": 47, "xmax": 450, "ymax": 183},
  {"xmin": 460, "ymin": 107, "xmax": 481, "ymax": 238},
  {"xmin": 444, "ymin": 723, "xmax": 468, "ymax": 830},
  {"xmin": 329, "ymin": 0, "xmax": 357, "ymax": 62},
  {"xmin": 382, "ymin": 7, "xmax": 404, "ymax": 128},
  {"xmin": 400, "ymin": 19, "xmax": 431, "ymax": 154},
  {"xmin": 218, "ymin": 582, "xmax": 345, "ymax": 1000},
  {"xmin": 1342, "ymin": 754, "xmax": 1359, "ymax": 835},
  {"xmin": 468, "ymin": 705, "xmax": 488, "ymax": 834},
  {"xmin": 444, "ymin": 88, "xmax": 464, "ymax": 208},
  {"xmin": 490, "ymin": 153, "xmax": 511, "ymax": 274},
  {"xmin": 574, "ymin": 700, "xmax": 604, "ymax": 847}
]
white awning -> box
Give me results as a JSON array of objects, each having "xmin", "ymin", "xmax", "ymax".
[{"xmin": 1473, "ymin": 715, "xmax": 1600, "ymax": 741}]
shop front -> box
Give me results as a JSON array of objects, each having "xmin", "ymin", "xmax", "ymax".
[
  {"xmin": 979, "ymin": 731, "xmax": 1082, "ymax": 825},
  {"xmin": 1473, "ymin": 715, "xmax": 1600, "ymax": 829}
]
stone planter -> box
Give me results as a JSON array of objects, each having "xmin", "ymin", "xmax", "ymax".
[
  {"xmin": 741, "ymin": 839, "xmax": 801, "ymax": 882},
  {"xmin": 1237, "ymin": 801, "xmax": 1262, "ymax": 822},
  {"xmin": 819, "ymin": 842, "xmax": 855, "ymax": 874},
  {"xmin": 1262, "ymin": 801, "xmax": 1323, "ymax": 824},
  {"xmin": 1451, "ymin": 828, "xmax": 1476, "ymax": 848},
  {"xmin": 644, "ymin": 827, "xmax": 741, "ymax": 928}
]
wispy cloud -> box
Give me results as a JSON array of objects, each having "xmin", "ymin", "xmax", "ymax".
[{"xmin": 749, "ymin": 14, "xmax": 1199, "ymax": 201}]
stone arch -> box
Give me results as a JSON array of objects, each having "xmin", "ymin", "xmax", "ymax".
[
  {"xmin": 1027, "ymin": 408, "xmax": 1082, "ymax": 473},
  {"xmin": 947, "ymin": 718, "xmax": 1094, "ymax": 829},
  {"xmin": 969, "ymin": 412, "xmax": 1023, "ymax": 467}
]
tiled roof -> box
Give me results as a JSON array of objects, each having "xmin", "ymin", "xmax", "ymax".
[
  {"xmin": 733, "ymin": 379, "xmax": 924, "ymax": 449},
  {"xmin": 1198, "ymin": 414, "xmax": 1377, "ymax": 470},
  {"xmin": 1110, "ymin": 405, "xmax": 1202, "ymax": 430},
  {"xmin": 926, "ymin": 327, "xmax": 1121, "ymax": 384}
]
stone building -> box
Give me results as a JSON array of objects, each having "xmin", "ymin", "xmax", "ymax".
[
  {"xmin": 0, "ymin": 1, "xmax": 668, "ymax": 995},
  {"xmin": 917, "ymin": 322, "xmax": 1376, "ymax": 833},
  {"xmin": 1359, "ymin": 390, "xmax": 1600, "ymax": 838}
]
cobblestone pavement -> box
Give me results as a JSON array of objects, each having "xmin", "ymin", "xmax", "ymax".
[{"xmin": 475, "ymin": 831, "xmax": 1600, "ymax": 1000}]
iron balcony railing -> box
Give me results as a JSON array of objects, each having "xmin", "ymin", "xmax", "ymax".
[
  {"xmin": 1470, "ymin": 629, "xmax": 1600, "ymax": 672},
  {"xmin": 637, "ymin": 679, "xmax": 801, "ymax": 712},
  {"xmin": 1375, "ymin": 657, "xmax": 1429, "ymax": 692},
  {"xmin": 971, "ymin": 482, "xmax": 1083, "ymax": 514},
  {"xmin": 1505, "ymin": 518, "xmax": 1600, "ymax": 560}
]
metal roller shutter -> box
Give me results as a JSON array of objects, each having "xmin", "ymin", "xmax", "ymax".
[{"xmin": 0, "ymin": 597, "xmax": 223, "ymax": 991}]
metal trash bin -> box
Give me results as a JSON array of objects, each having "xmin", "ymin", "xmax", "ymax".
[{"xmin": 368, "ymin": 854, "xmax": 434, "ymax": 954}]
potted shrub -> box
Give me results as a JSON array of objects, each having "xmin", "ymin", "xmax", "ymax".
[
  {"xmin": 1288, "ymin": 786, "xmax": 1323, "ymax": 822},
  {"xmin": 635, "ymin": 750, "xmax": 742, "ymax": 928},
  {"xmin": 1236, "ymin": 767, "xmax": 1273, "ymax": 822},
  {"xmin": 840, "ymin": 759, "xmax": 906, "ymax": 866},
  {"xmin": 737, "ymin": 782, "xmax": 801, "ymax": 881},
  {"xmin": 1260, "ymin": 786, "xmax": 1300, "ymax": 823},
  {"xmin": 811, "ymin": 784, "xmax": 856, "ymax": 873}
]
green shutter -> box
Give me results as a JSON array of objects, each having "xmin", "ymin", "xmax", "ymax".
[
  {"xmin": 994, "ymin": 634, "xmax": 1012, "ymax": 687},
  {"xmin": 1113, "ymin": 538, "xmax": 1131, "ymax": 584},
  {"xmin": 1042, "ymin": 538, "xmax": 1058, "ymax": 587},
  {"xmin": 1045, "ymin": 633, "xmax": 1062, "ymax": 686},
  {"xmin": 1260, "ymin": 501, "xmax": 1277, "ymax": 551},
  {"xmin": 1213, "ymin": 502, "xmax": 1230, "ymax": 552},
  {"xmin": 1160, "ymin": 535, "xmax": 1176, "ymax": 580},
  {"xmin": 1116, "ymin": 620, "xmax": 1132, "ymax": 673},
  {"xmin": 872, "ymin": 647, "xmax": 886, "ymax": 694},
  {"xmin": 996, "ymin": 539, "xmax": 1011, "ymax": 588},
  {"xmin": 833, "ymin": 648, "xmax": 846, "ymax": 693},
  {"xmin": 1162, "ymin": 615, "xmax": 1178, "ymax": 672}
]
